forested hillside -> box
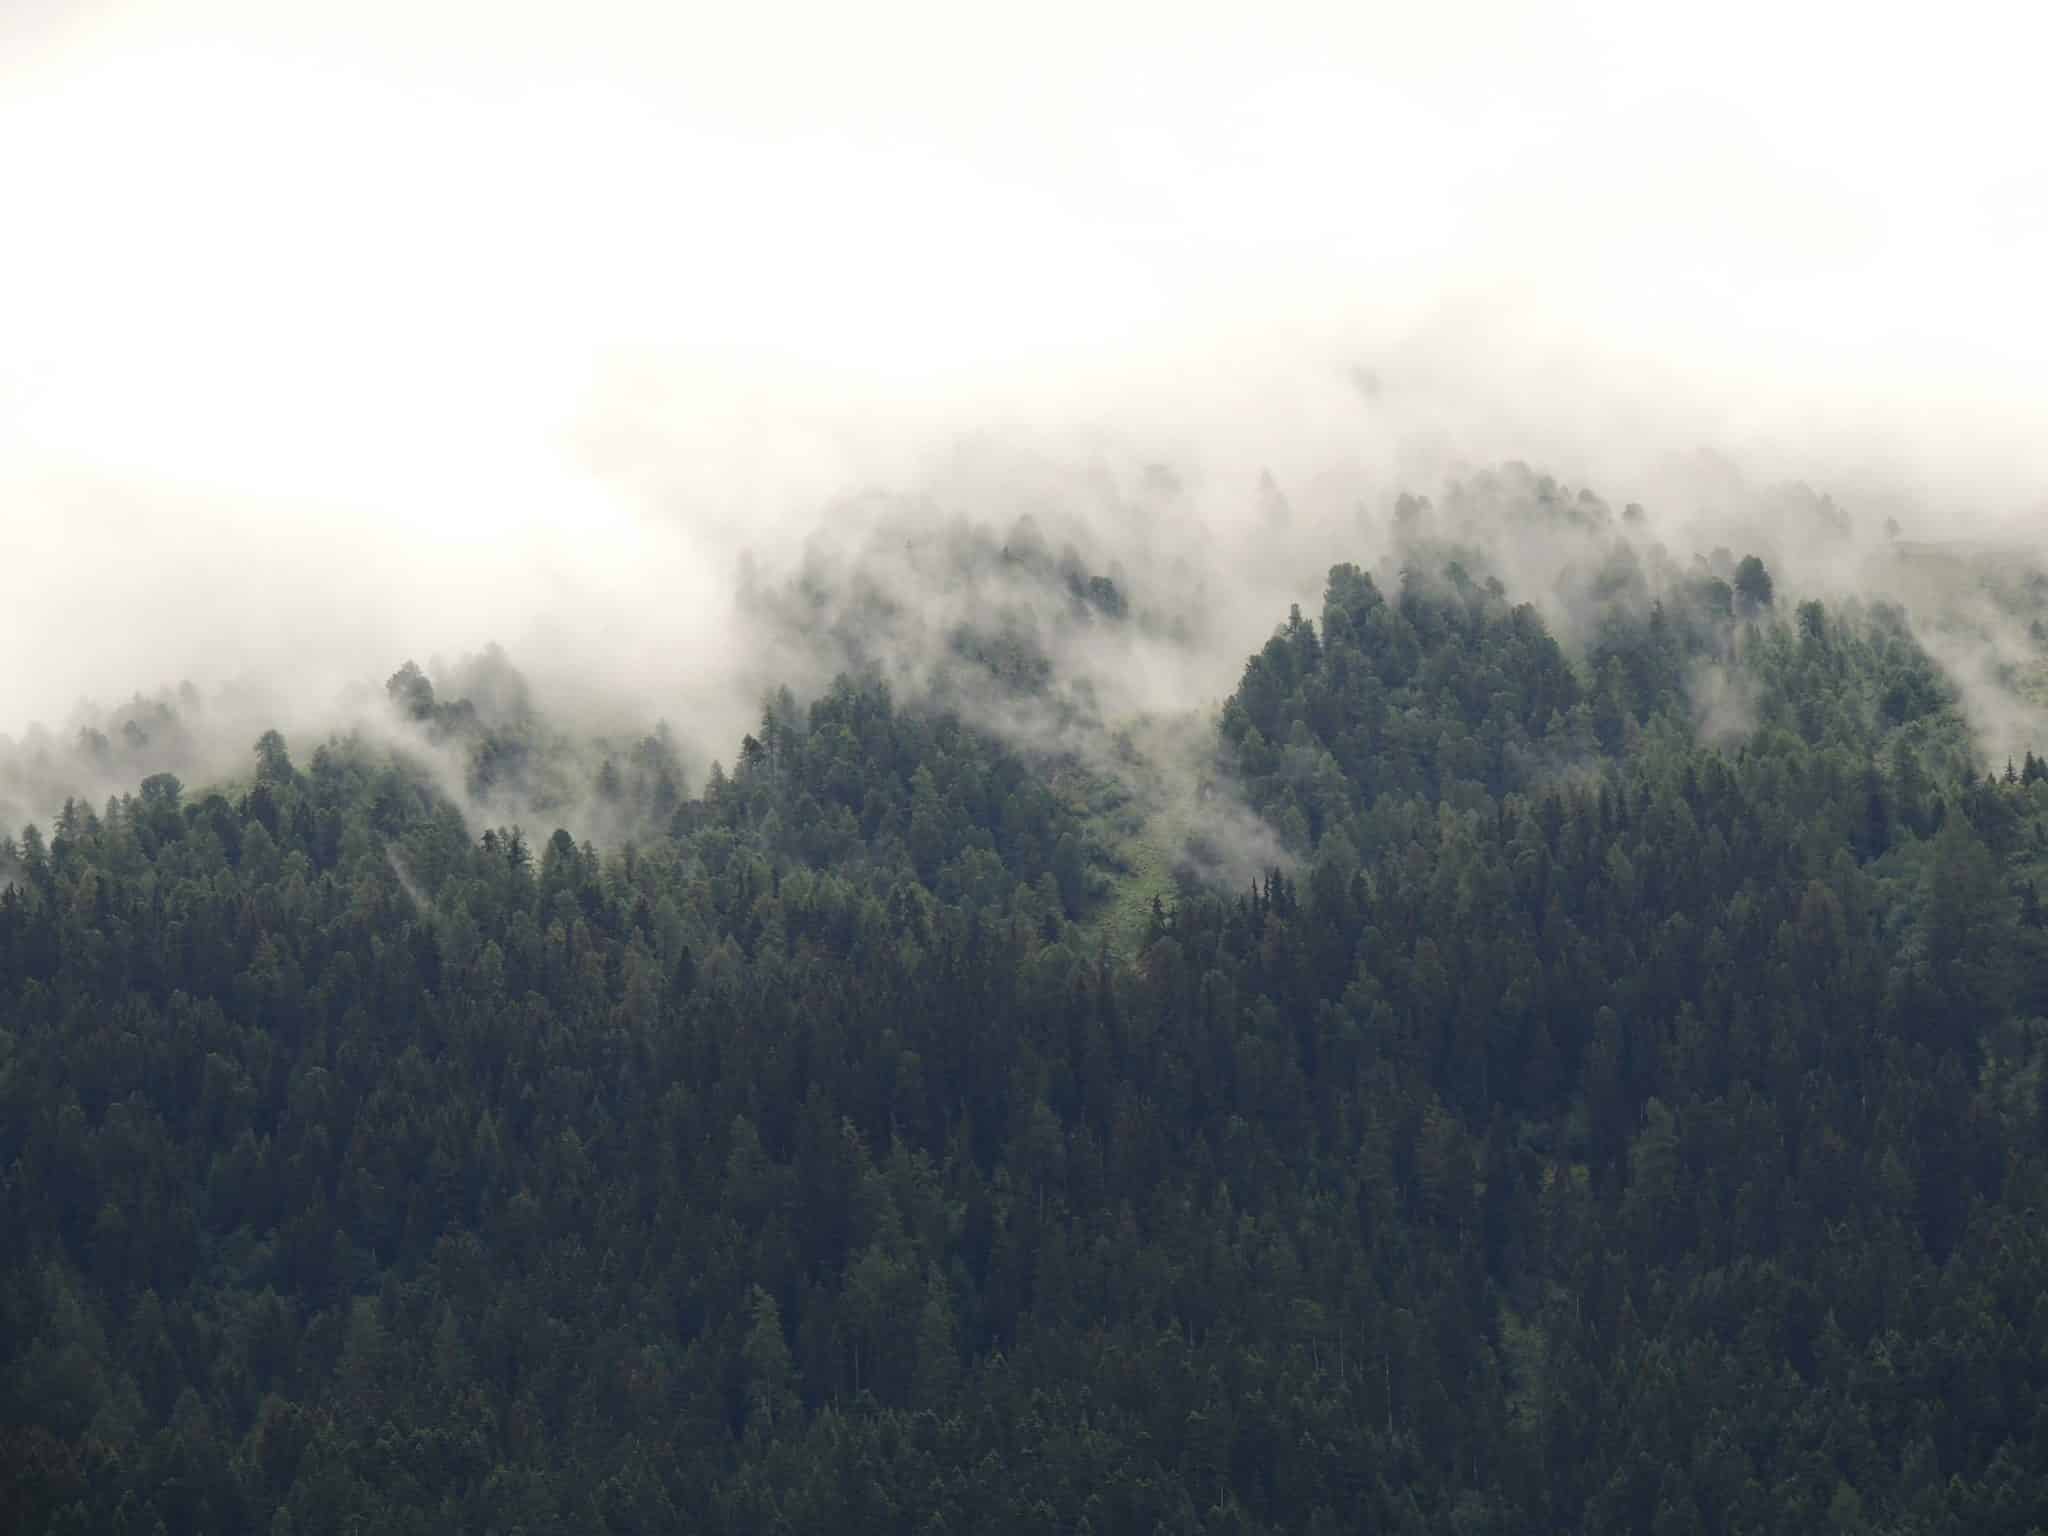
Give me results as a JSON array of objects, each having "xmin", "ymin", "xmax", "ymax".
[{"xmin": 8, "ymin": 487, "xmax": 2048, "ymax": 1535}]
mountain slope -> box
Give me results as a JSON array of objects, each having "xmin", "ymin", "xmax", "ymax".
[{"xmin": 6, "ymin": 510, "xmax": 2048, "ymax": 1535}]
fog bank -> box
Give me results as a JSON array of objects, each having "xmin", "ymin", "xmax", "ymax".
[{"xmin": 3, "ymin": 0, "xmax": 2044, "ymax": 792}]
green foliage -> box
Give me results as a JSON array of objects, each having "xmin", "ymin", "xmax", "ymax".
[{"xmin": 5, "ymin": 525, "xmax": 2048, "ymax": 1535}]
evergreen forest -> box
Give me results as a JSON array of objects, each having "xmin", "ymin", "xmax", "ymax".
[{"xmin": 9, "ymin": 474, "xmax": 2048, "ymax": 1535}]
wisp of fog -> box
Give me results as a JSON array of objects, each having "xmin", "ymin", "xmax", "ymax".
[{"xmin": 3, "ymin": 0, "xmax": 2045, "ymax": 838}]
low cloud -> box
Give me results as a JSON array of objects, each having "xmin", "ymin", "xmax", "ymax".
[{"xmin": 2, "ymin": 0, "xmax": 2043, "ymax": 833}]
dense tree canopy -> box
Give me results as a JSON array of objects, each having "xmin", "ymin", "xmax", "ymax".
[{"xmin": 6, "ymin": 501, "xmax": 2048, "ymax": 1535}]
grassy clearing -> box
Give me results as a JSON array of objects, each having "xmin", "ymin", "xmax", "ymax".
[
  {"xmin": 1082, "ymin": 820, "xmax": 1178, "ymax": 958},
  {"xmin": 1046, "ymin": 753, "xmax": 1185, "ymax": 959}
]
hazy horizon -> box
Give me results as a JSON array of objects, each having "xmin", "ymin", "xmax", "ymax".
[{"xmin": 4, "ymin": 0, "xmax": 2046, "ymax": 745}]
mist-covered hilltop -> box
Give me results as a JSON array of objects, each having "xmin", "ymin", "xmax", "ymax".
[
  {"xmin": 8, "ymin": 466, "xmax": 2048, "ymax": 1534},
  {"xmin": 12, "ymin": 0, "xmax": 2048, "ymax": 1525}
]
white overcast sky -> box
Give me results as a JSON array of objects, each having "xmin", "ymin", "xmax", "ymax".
[{"xmin": 2, "ymin": 0, "xmax": 2045, "ymax": 725}]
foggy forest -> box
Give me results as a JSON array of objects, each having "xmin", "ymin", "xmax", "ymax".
[{"xmin": 5, "ymin": 2, "xmax": 2048, "ymax": 1533}]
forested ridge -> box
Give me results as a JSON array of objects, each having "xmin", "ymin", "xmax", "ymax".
[{"xmin": 9, "ymin": 489, "xmax": 2048, "ymax": 1534}]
